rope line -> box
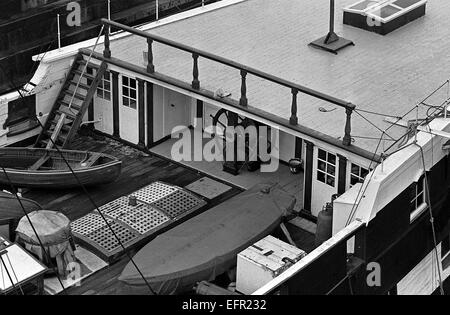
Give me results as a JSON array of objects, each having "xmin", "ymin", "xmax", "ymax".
[
  {"xmin": 345, "ymin": 133, "xmax": 384, "ymax": 227},
  {"xmin": 416, "ymin": 143, "xmax": 445, "ymax": 295}
]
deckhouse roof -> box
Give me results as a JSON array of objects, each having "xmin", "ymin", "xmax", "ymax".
[{"xmin": 39, "ymin": 0, "xmax": 450, "ymax": 154}]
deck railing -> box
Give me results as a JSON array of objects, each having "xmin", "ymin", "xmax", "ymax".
[
  {"xmin": 100, "ymin": 18, "xmax": 356, "ymax": 146},
  {"xmin": 253, "ymin": 220, "xmax": 367, "ymax": 295}
]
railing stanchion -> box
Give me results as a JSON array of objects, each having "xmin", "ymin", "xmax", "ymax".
[
  {"xmin": 290, "ymin": 88, "xmax": 299, "ymax": 125},
  {"xmin": 147, "ymin": 38, "xmax": 155, "ymax": 73},
  {"xmin": 156, "ymin": 0, "xmax": 159, "ymax": 21},
  {"xmin": 240, "ymin": 70, "xmax": 248, "ymax": 106},
  {"xmin": 192, "ymin": 53, "xmax": 200, "ymax": 89},
  {"xmin": 57, "ymin": 14, "xmax": 61, "ymax": 50},
  {"xmin": 343, "ymin": 106, "xmax": 354, "ymax": 146},
  {"xmin": 103, "ymin": 24, "xmax": 111, "ymax": 58}
]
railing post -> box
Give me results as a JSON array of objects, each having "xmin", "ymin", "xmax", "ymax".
[
  {"xmin": 290, "ymin": 88, "xmax": 299, "ymax": 125},
  {"xmin": 57, "ymin": 14, "xmax": 61, "ymax": 50},
  {"xmin": 156, "ymin": 0, "xmax": 159, "ymax": 21},
  {"xmin": 103, "ymin": 24, "xmax": 111, "ymax": 58},
  {"xmin": 147, "ymin": 38, "xmax": 155, "ymax": 73},
  {"xmin": 240, "ymin": 70, "xmax": 248, "ymax": 106},
  {"xmin": 192, "ymin": 53, "xmax": 200, "ymax": 89},
  {"xmin": 343, "ymin": 105, "xmax": 354, "ymax": 146}
]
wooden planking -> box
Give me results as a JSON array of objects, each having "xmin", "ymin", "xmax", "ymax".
[
  {"xmin": 94, "ymin": 0, "xmax": 450, "ymax": 153},
  {"xmin": 22, "ymin": 135, "xmax": 242, "ymax": 294}
]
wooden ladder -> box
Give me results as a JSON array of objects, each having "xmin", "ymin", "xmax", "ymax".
[{"xmin": 35, "ymin": 53, "xmax": 107, "ymax": 149}]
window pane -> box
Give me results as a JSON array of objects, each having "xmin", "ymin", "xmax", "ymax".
[
  {"xmin": 351, "ymin": 164, "xmax": 359, "ymax": 175},
  {"xmin": 361, "ymin": 168, "xmax": 369, "ymax": 178},
  {"xmin": 328, "ymin": 153, "xmax": 336, "ymax": 165},
  {"xmin": 418, "ymin": 178, "xmax": 424, "ymax": 192},
  {"xmin": 105, "ymin": 92, "xmax": 111, "ymax": 101},
  {"xmin": 123, "ymin": 76, "xmax": 129, "ymax": 86},
  {"xmin": 318, "ymin": 161, "xmax": 326, "ymax": 172},
  {"xmin": 104, "ymin": 81, "xmax": 111, "ymax": 92},
  {"xmin": 351, "ymin": 176, "xmax": 359, "ymax": 186},
  {"xmin": 130, "ymin": 89, "xmax": 137, "ymax": 100},
  {"xmin": 130, "ymin": 79, "xmax": 136, "ymax": 89},
  {"xmin": 123, "ymin": 88, "xmax": 129, "ymax": 97},
  {"xmin": 327, "ymin": 165, "xmax": 336, "ymax": 176},
  {"xmin": 317, "ymin": 171, "xmax": 325, "ymax": 183},
  {"xmin": 130, "ymin": 100, "xmax": 137, "ymax": 109},
  {"xmin": 326, "ymin": 176, "xmax": 335, "ymax": 187},
  {"xmin": 123, "ymin": 97, "xmax": 129, "ymax": 107},
  {"xmin": 417, "ymin": 192, "xmax": 424, "ymax": 205},
  {"xmin": 318, "ymin": 149, "xmax": 326, "ymax": 161},
  {"xmin": 104, "ymin": 72, "xmax": 110, "ymax": 81}
]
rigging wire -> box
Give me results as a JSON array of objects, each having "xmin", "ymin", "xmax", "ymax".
[
  {"xmin": 351, "ymin": 135, "xmax": 396, "ymax": 142},
  {"xmin": 0, "ymin": 165, "xmax": 67, "ymax": 293},
  {"xmin": 345, "ymin": 133, "xmax": 384, "ymax": 227},
  {"xmin": 353, "ymin": 110, "xmax": 396, "ymax": 141},
  {"xmin": 0, "ymin": 30, "xmax": 156, "ymax": 295},
  {"xmin": 416, "ymin": 143, "xmax": 445, "ymax": 295},
  {"xmin": 353, "ymin": 108, "xmax": 402, "ymax": 119}
]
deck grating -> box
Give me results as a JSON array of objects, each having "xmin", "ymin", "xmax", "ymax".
[{"xmin": 71, "ymin": 181, "xmax": 206, "ymax": 261}]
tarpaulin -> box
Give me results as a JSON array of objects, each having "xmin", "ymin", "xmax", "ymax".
[{"xmin": 120, "ymin": 182, "xmax": 295, "ymax": 295}]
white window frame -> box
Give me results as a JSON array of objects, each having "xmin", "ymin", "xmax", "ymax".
[
  {"xmin": 317, "ymin": 148, "xmax": 337, "ymax": 188},
  {"xmin": 410, "ymin": 176, "xmax": 427, "ymax": 222},
  {"xmin": 97, "ymin": 71, "xmax": 111, "ymax": 101},
  {"xmin": 122, "ymin": 75, "xmax": 137, "ymax": 110},
  {"xmin": 350, "ymin": 163, "xmax": 369, "ymax": 187}
]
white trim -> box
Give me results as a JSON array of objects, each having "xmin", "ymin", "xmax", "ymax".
[
  {"xmin": 410, "ymin": 202, "xmax": 428, "ymax": 223},
  {"xmin": 345, "ymin": 0, "xmax": 428, "ymax": 24},
  {"xmin": 344, "ymin": 0, "xmax": 389, "ymax": 14}
]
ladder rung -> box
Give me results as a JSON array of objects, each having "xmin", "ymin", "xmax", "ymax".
[
  {"xmin": 50, "ymin": 121, "xmax": 71, "ymax": 131},
  {"xmin": 59, "ymin": 100, "xmax": 81, "ymax": 111},
  {"xmin": 73, "ymin": 70, "xmax": 95, "ymax": 80},
  {"xmin": 56, "ymin": 110, "xmax": 77, "ymax": 120},
  {"xmin": 64, "ymin": 90, "xmax": 86, "ymax": 101},
  {"xmin": 68, "ymin": 81, "xmax": 90, "ymax": 90}
]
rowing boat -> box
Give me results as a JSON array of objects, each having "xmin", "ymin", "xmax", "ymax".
[
  {"xmin": 119, "ymin": 182, "xmax": 296, "ymax": 295},
  {"xmin": 0, "ymin": 147, "xmax": 122, "ymax": 189}
]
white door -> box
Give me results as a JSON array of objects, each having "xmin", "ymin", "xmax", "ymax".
[
  {"xmin": 94, "ymin": 71, "xmax": 113, "ymax": 135},
  {"xmin": 311, "ymin": 147, "xmax": 338, "ymax": 216},
  {"xmin": 119, "ymin": 75, "xmax": 139, "ymax": 144},
  {"xmin": 163, "ymin": 89, "xmax": 190, "ymax": 136}
]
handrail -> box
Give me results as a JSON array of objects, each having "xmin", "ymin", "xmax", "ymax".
[
  {"xmin": 100, "ymin": 18, "xmax": 355, "ymax": 111},
  {"xmin": 100, "ymin": 18, "xmax": 356, "ymax": 146}
]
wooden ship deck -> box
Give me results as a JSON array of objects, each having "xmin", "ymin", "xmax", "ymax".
[{"xmin": 21, "ymin": 134, "xmax": 315, "ymax": 295}]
